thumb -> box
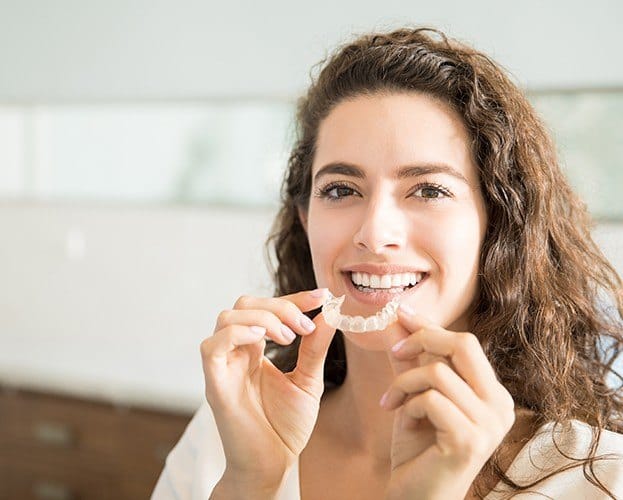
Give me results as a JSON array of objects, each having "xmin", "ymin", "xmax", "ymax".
[{"xmin": 290, "ymin": 311, "xmax": 337, "ymax": 391}]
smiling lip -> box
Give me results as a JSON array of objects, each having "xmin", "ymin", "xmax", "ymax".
[
  {"xmin": 341, "ymin": 271, "xmax": 427, "ymax": 308},
  {"xmin": 343, "ymin": 263, "xmax": 428, "ymax": 275}
]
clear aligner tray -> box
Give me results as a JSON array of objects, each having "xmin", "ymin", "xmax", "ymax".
[{"xmin": 322, "ymin": 291, "xmax": 400, "ymax": 333}]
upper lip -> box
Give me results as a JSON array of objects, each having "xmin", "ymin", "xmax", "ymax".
[{"xmin": 342, "ymin": 263, "xmax": 429, "ymax": 275}]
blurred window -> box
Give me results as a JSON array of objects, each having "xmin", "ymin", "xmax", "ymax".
[
  {"xmin": 0, "ymin": 102, "xmax": 293, "ymax": 207},
  {"xmin": 530, "ymin": 90, "xmax": 623, "ymax": 221},
  {"xmin": 0, "ymin": 90, "xmax": 621, "ymax": 218}
]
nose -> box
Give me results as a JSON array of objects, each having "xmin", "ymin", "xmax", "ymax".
[{"xmin": 352, "ymin": 195, "xmax": 407, "ymax": 254}]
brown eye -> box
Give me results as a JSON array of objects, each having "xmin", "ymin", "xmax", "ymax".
[
  {"xmin": 315, "ymin": 182, "xmax": 359, "ymax": 202},
  {"xmin": 411, "ymin": 183, "xmax": 452, "ymax": 202},
  {"xmin": 420, "ymin": 187, "xmax": 441, "ymax": 198},
  {"xmin": 327, "ymin": 186, "xmax": 353, "ymax": 198}
]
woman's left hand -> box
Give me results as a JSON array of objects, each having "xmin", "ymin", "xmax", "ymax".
[{"xmin": 381, "ymin": 304, "xmax": 516, "ymax": 500}]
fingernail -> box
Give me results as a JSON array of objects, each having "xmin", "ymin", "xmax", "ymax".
[
  {"xmin": 392, "ymin": 339, "xmax": 407, "ymax": 352},
  {"xmin": 250, "ymin": 325, "xmax": 266, "ymax": 336},
  {"xmin": 399, "ymin": 303, "xmax": 415, "ymax": 316},
  {"xmin": 311, "ymin": 288, "xmax": 328, "ymax": 298},
  {"xmin": 280, "ymin": 323, "xmax": 296, "ymax": 341},
  {"xmin": 299, "ymin": 315, "xmax": 316, "ymax": 333},
  {"xmin": 379, "ymin": 392, "xmax": 389, "ymax": 408}
]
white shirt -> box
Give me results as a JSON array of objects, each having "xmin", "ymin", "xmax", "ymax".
[{"xmin": 151, "ymin": 402, "xmax": 623, "ymax": 499}]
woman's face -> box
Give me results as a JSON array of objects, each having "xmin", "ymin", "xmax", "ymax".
[{"xmin": 300, "ymin": 92, "xmax": 488, "ymax": 349}]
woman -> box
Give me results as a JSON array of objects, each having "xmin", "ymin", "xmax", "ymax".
[{"xmin": 152, "ymin": 27, "xmax": 623, "ymax": 499}]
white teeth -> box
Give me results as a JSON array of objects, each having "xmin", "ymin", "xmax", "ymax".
[{"xmin": 350, "ymin": 271, "xmax": 424, "ymax": 289}]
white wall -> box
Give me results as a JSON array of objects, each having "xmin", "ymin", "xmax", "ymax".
[
  {"xmin": 0, "ymin": 0, "xmax": 622, "ymax": 102},
  {"xmin": 0, "ymin": 203, "xmax": 277, "ymax": 410},
  {"xmin": 0, "ymin": 1, "xmax": 621, "ymax": 410}
]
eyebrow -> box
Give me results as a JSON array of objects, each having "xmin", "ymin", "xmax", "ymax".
[{"xmin": 313, "ymin": 161, "xmax": 470, "ymax": 185}]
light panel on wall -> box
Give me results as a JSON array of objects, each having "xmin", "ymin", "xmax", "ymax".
[
  {"xmin": 0, "ymin": 91, "xmax": 621, "ymax": 219},
  {"xmin": 0, "ymin": 107, "xmax": 26, "ymax": 196},
  {"xmin": 0, "ymin": 102, "xmax": 294, "ymax": 207},
  {"xmin": 530, "ymin": 90, "xmax": 623, "ymax": 221}
]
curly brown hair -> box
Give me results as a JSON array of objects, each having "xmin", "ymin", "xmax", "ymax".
[{"xmin": 263, "ymin": 26, "xmax": 623, "ymax": 498}]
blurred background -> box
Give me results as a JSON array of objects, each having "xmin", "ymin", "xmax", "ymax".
[{"xmin": 0, "ymin": 0, "xmax": 622, "ymax": 498}]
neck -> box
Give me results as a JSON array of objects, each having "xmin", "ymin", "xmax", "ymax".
[{"xmin": 320, "ymin": 335, "xmax": 396, "ymax": 464}]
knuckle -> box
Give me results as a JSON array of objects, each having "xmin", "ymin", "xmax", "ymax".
[
  {"xmin": 215, "ymin": 324, "xmax": 236, "ymax": 343},
  {"xmin": 233, "ymin": 295, "xmax": 251, "ymax": 309},
  {"xmin": 394, "ymin": 372, "xmax": 409, "ymax": 389},
  {"xmin": 458, "ymin": 331, "xmax": 479, "ymax": 351},
  {"xmin": 199, "ymin": 337, "xmax": 213, "ymax": 358},
  {"xmin": 415, "ymin": 327, "xmax": 427, "ymax": 340},
  {"xmin": 405, "ymin": 398, "xmax": 422, "ymax": 419},
  {"xmin": 428, "ymin": 361, "xmax": 449, "ymax": 382},
  {"xmin": 216, "ymin": 309, "xmax": 233, "ymax": 326},
  {"xmin": 451, "ymin": 431, "xmax": 473, "ymax": 454},
  {"xmin": 422, "ymin": 389, "xmax": 439, "ymax": 406}
]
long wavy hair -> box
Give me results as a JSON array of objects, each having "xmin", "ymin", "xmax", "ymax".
[{"xmin": 263, "ymin": 27, "xmax": 623, "ymax": 498}]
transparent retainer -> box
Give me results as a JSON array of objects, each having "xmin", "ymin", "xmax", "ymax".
[{"xmin": 322, "ymin": 291, "xmax": 400, "ymax": 333}]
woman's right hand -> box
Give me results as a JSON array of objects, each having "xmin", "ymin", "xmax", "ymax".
[{"xmin": 200, "ymin": 288, "xmax": 336, "ymax": 492}]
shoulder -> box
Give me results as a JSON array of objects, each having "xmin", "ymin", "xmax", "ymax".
[
  {"xmin": 487, "ymin": 419, "xmax": 623, "ymax": 499},
  {"xmin": 533, "ymin": 419, "xmax": 623, "ymax": 459}
]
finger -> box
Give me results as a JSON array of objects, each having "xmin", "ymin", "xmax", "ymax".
[
  {"xmin": 201, "ymin": 324, "xmax": 267, "ymax": 362},
  {"xmin": 216, "ymin": 309, "xmax": 299, "ymax": 345},
  {"xmin": 381, "ymin": 362, "xmax": 487, "ymax": 425},
  {"xmin": 385, "ymin": 304, "xmax": 445, "ymax": 376},
  {"xmin": 291, "ymin": 311, "xmax": 338, "ymax": 392},
  {"xmin": 402, "ymin": 390, "xmax": 476, "ymax": 457},
  {"xmin": 395, "ymin": 302, "xmax": 440, "ymax": 337},
  {"xmin": 232, "ymin": 288, "xmax": 328, "ymax": 337},
  {"xmin": 404, "ymin": 391, "xmax": 502, "ymax": 462},
  {"xmin": 394, "ymin": 308, "xmax": 500, "ymax": 401},
  {"xmin": 281, "ymin": 287, "xmax": 330, "ymax": 312},
  {"xmin": 384, "ymin": 320, "xmax": 416, "ymax": 376},
  {"xmin": 386, "ymin": 303, "xmax": 438, "ymax": 346}
]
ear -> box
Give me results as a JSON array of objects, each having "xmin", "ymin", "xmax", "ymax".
[{"xmin": 297, "ymin": 206, "xmax": 308, "ymax": 235}]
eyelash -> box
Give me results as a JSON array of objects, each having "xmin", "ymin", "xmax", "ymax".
[{"xmin": 313, "ymin": 181, "xmax": 453, "ymax": 203}]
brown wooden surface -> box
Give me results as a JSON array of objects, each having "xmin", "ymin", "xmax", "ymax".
[{"xmin": 0, "ymin": 386, "xmax": 193, "ymax": 500}]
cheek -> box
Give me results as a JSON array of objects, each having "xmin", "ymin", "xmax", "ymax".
[
  {"xmin": 307, "ymin": 210, "xmax": 349, "ymax": 283},
  {"xmin": 424, "ymin": 208, "xmax": 484, "ymax": 276}
]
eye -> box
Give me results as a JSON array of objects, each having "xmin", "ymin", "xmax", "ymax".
[
  {"xmin": 411, "ymin": 183, "xmax": 452, "ymax": 201},
  {"xmin": 314, "ymin": 182, "xmax": 359, "ymax": 202}
]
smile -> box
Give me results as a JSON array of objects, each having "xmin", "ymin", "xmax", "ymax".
[
  {"xmin": 350, "ymin": 271, "xmax": 424, "ymax": 291},
  {"xmin": 342, "ymin": 271, "xmax": 428, "ymax": 307}
]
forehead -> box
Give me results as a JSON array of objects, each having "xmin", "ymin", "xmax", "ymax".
[{"xmin": 312, "ymin": 92, "xmax": 478, "ymax": 183}]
